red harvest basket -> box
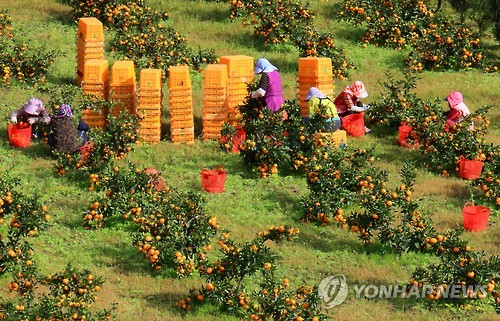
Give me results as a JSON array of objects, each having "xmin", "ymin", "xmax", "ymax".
[
  {"xmin": 201, "ymin": 167, "xmax": 227, "ymax": 193},
  {"xmin": 342, "ymin": 113, "xmax": 365, "ymax": 137}
]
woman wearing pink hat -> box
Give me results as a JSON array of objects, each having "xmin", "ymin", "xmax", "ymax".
[
  {"xmin": 10, "ymin": 97, "xmax": 51, "ymax": 139},
  {"xmin": 334, "ymin": 81, "xmax": 371, "ymax": 133},
  {"xmin": 10, "ymin": 97, "xmax": 50, "ymax": 125},
  {"xmin": 444, "ymin": 91, "xmax": 471, "ymax": 126},
  {"xmin": 333, "ymin": 81, "xmax": 370, "ymax": 116}
]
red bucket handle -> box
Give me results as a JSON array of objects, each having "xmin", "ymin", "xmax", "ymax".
[
  {"xmin": 463, "ymin": 201, "xmax": 474, "ymax": 208},
  {"xmin": 201, "ymin": 169, "xmax": 212, "ymax": 178}
]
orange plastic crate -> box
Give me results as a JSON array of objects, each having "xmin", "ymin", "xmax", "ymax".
[
  {"xmin": 77, "ymin": 51, "xmax": 105, "ymax": 64},
  {"xmin": 111, "ymin": 61, "xmax": 136, "ymax": 85},
  {"xmin": 171, "ymin": 118, "xmax": 194, "ymax": 129},
  {"xmin": 78, "ymin": 17, "xmax": 104, "ymax": 41},
  {"xmin": 137, "ymin": 103, "xmax": 162, "ymax": 110},
  {"xmin": 83, "ymin": 59, "xmax": 109, "ymax": 84},
  {"xmin": 138, "ymin": 114, "xmax": 161, "ymax": 123},
  {"xmin": 202, "ymin": 112, "xmax": 228, "ymax": 121},
  {"xmin": 219, "ymin": 55, "xmax": 254, "ymax": 80},
  {"xmin": 139, "ymin": 68, "xmax": 162, "ymax": 90},
  {"xmin": 168, "ymin": 65, "xmax": 191, "ymax": 89},
  {"xmin": 298, "ymin": 57, "xmax": 333, "ymax": 79},
  {"xmin": 77, "ymin": 38, "xmax": 105, "ymax": 49},
  {"xmin": 139, "ymin": 127, "xmax": 161, "ymax": 134},
  {"xmin": 138, "ymin": 96, "xmax": 162, "ymax": 105},
  {"xmin": 204, "ymin": 64, "xmax": 228, "ymax": 88},
  {"xmin": 137, "ymin": 108, "xmax": 161, "ymax": 117}
]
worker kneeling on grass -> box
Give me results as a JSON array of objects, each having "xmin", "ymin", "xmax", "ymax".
[
  {"xmin": 48, "ymin": 104, "xmax": 89, "ymax": 154},
  {"xmin": 304, "ymin": 87, "xmax": 341, "ymax": 133}
]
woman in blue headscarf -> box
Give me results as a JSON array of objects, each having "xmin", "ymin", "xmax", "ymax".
[{"xmin": 251, "ymin": 58, "xmax": 285, "ymax": 113}]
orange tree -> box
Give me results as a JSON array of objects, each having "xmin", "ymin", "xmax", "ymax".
[
  {"xmin": 406, "ymin": 104, "xmax": 498, "ymax": 178},
  {"xmin": 0, "ymin": 174, "xmax": 50, "ymax": 276},
  {"xmin": 469, "ymin": 155, "xmax": 500, "ymax": 207},
  {"xmin": 236, "ymin": 93, "xmax": 325, "ymax": 178},
  {"xmin": 366, "ymin": 69, "xmax": 421, "ymax": 128},
  {"xmin": 54, "ymin": 106, "xmax": 140, "ymax": 176},
  {"xmin": 229, "ymin": 0, "xmax": 353, "ymax": 79},
  {"xmin": 178, "ymin": 226, "xmax": 328, "ymax": 320},
  {"xmin": 82, "ymin": 163, "xmax": 218, "ymax": 277},
  {"xmin": 336, "ymin": 0, "xmax": 497, "ymax": 72},
  {"xmin": 410, "ymin": 246, "xmax": 500, "ymax": 312},
  {"xmin": 1, "ymin": 262, "xmax": 115, "ymax": 321},
  {"xmin": 336, "ymin": 0, "xmax": 434, "ymax": 50},
  {"xmin": 0, "ymin": 10, "xmax": 57, "ymax": 86},
  {"xmin": 299, "ymin": 145, "xmax": 500, "ymax": 310},
  {"xmin": 0, "ymin": 174, "xmax": 115, "ymax": 320}
]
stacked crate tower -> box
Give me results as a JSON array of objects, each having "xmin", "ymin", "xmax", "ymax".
[
  {"xmin": 219, "ymin": 55, "xmax": 254, "ymax": 127},
  {"xmin": 137, "ymin": 69, "xmax": 163, "ymax": 144},
  {"xmin": 298, "ymin": 57, "xmax": 347, "ymax": 147},
  {"xmin": 298, "ymin": 57, "xmax": 334, "ymax": 118},
  {"xmin": 77, "ymin": 17, "xmax": 105, "ymax": 86},
  {"xmin": 81, "ymin": 59, "xmax": 109, "ymax": 129},
  {"xmin": 110, "ymin": 61, "xmax": 136, "ymax": 117},
  {"xmin": 168, "ymin": 66, "xmax": 194, "ymax": 144},
  {"xmin": 202, "ymin": 64, "xmax": 228, "ymax": 141}
]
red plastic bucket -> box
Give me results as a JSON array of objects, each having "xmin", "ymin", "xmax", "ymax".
[
  {"xmin": 459, "ymin": 156, "xmax": 483, "ymax": 179},
  {"xmin": 398, "ymin": 125, "xmax": 419, "ymax": 148},
  {"xmin": 7, "ymin": 123, "xmax": 32, "ymax": 147},
  {"xmin": 201, "ymin": 167, "xmax": 226, "ymax": 193},
  {"xmin": 342, "ymin": 113, "xmax": 365, "ymax": 137},
  {"xmin": 462, "ymin": 201, "xmax": 490, "ymax": 232}
]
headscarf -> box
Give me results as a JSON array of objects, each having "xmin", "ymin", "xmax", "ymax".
[
  {"xmin": 254, "ymin": 58, "xmax": 278, "ymax": 74},
  {"xmin": 345, "ymin": 81, "xmax": 368, "ymax": 98},
  {"xmin": 444, "ymin": 91, "xmax": 463, "ymax": 108},
  {"xmin": 445, "ymin": 91, "xmax": 470, "ymax": 117},
  {"xmin": 22, "ymin": 98, "xmax": 44, "ymax": 115},
  {"xmin": 305, "ymin": 87, "xmax": 327, "ymax": 101},
  {"xmin": 55, "ymin": 104, "xmax": 74, "ymax": 118}
]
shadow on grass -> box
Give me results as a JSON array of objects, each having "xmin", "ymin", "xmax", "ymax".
[
  {"xmin": 180, "ymin": 4, "xmax": 231, "ymax": 23},
  {"xmin": 94, "ymin": 238, "xmax": 151, "ymax": 275}
]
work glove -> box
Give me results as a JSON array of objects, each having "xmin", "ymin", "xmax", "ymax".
[
  {"xmin": 10, "ymin": 116, "xmax": 17, "ymax": 124},
  {"xmin": 27, "ymin": 118, "xmax": 36, "ymax": 125}
]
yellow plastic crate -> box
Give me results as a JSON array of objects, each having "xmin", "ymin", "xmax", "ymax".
[{"xmin": 314, "ymin": 130, "xmax": 347, "ymax": 148}]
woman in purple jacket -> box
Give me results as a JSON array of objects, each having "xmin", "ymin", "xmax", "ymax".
[{"xmin": 251, "ymin": 58, "xmax": 285, "ymax": 113}]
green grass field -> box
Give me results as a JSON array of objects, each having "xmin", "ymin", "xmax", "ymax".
[{"xmin": 0, "ymin": 0, "xmax": 499, "ymax": 320}]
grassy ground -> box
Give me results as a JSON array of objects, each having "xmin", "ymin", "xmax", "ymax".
[{"xmin": 0, "ymin": 0, "xmax": 499, "ymax": 320}]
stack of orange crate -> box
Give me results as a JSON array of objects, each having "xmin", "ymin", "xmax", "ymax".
[
  {"xmin": 219, "ymin": 55, "xmax": 254, "ymax": 127},
  {"xmin": 110, "ymin": 61, "xmax": 136, "ymax": 117},
  {"xmin": 81, "ymin": 59, "xmax": 109, "ymax": 129},
  {"xmin": 168, "ymin": 65, "xmax": 194, "ymax": 144},
  {"xmin": 298, "ymin": 57, "xmax": 334, "ymax": 118},
  {"xmin": 202, "ymin": 64, "xmax": 228, "ymax": 141},
  {"xmin": 137, "ymin": 68, "xmax": 163, "ymax": 144},
  {"xmin": 77, "ymin": 17, "xmax": 105, "ymax": 86}
]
